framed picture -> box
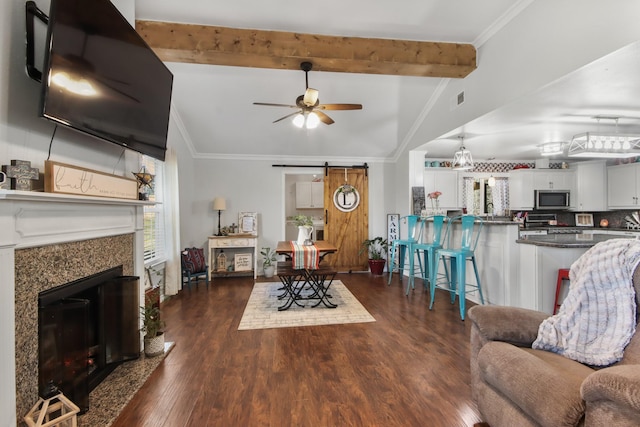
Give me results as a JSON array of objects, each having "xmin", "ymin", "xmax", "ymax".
[
  {"xmin": 234, "ymin": 253, "xmax": 252, "ymax": 272},
  {"xmin": 239, "ymin": 212, "xmax": 258, "ymax": 235},
  {"xmin": 575, "ymin": 213, "xmax": 594, "ymax": 227}
]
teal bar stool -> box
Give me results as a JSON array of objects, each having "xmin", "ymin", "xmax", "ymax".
[
  {"xmin": 388, "ymin": 215, "xmax": 424, "ymax": 287},
  {"xmin": 409, "ymin": 215, "xmax": 446, "ymax": 295},
  {"xmin": 430, "ymin": 215, "xmax": 484, "ymax": 320}
]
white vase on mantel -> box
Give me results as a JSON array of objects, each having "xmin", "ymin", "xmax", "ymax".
[{"xmin": 297, "ymin": 226, "xmax": 314, "ymax": 245}]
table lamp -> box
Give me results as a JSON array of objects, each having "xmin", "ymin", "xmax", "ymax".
[{"xmin": 213, "ymin": 197, "xmax": 226, "ymax": 236}]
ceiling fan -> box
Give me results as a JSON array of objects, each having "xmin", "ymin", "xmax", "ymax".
[{"xmin": 253, "ymin": 61, "xmax": 363, "ymax": 128}]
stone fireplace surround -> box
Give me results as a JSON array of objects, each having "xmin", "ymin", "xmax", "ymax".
[{"xmin": 0, "ymin": 190, "xmax": 149, "ymax": 425}]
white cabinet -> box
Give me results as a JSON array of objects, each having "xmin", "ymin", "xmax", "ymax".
[
  {"xmin": 573, "ymin": 160, "xmax": 607, "ymax": 211},
  {"xmin": 509, "ymin": 169, "xmax": 576, "ymax": 210},
  {"xmin": 295, "ymin": 182, "xmax": 324, "ymax": 208},
  {"xmin": 607, "ymin": 163, "xmax": 640, "ymax": 208},
  {"xmin": 532, "ymin": 170, "xmax": 574, "ymax": 191},
  {"xmin": 423, "ymin": 169, "xmax": 459, "ymax": 209},
  {"xmin": 509, "ymin": 170, "xmax": 534, "ymax": 210}
]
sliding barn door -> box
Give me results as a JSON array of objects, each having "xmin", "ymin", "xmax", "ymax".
[{"xmin": 323, "ymin": 168, "xmax": 368, "ymax": 272}]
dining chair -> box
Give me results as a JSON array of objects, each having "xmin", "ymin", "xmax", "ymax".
[
  {"xmin": 388, "ymin": 215, "xmax": 424, "ymax": 286},
  {"xmin": 430, "ymin": 215, "xmax": 484, "ymax": 320},
  {"xmin": 409, "ymin": 215, "xmax": 446, "ymax": 295}
]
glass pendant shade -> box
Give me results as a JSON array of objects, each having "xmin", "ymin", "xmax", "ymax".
[
  {"xmin": 292, "ymin": 112, "xmax": 320, "ymax": 129},
  {"xmin": 452, "ymin": 146, "xmax": 474, "ymax": 170},
  {"xmin": 306, "ymin": 112, "xmax": 320, "ymax": 129},
  {"xmin": 292, "ymin": 113, "xmax": 305, "ymax": 128}
]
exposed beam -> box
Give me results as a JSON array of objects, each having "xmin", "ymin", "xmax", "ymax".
[{"xmin": 135, "ymin": 20, "xmax": 476, "ymax": 78}]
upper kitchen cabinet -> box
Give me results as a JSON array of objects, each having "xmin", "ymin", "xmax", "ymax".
[
  {"xmin": 509, "ymin": 169, "xmax": 576, "ymax": 210},
  {"xmin": 573, "ymin": 160, "xmax": 607, "ymax": 211},
  {"xmin": 423, "ymin": 169, "xmax": 459, "ymax": 209},
  {"xmin": 532, "ymin": 169, "xmax": 575, "ymax": 192},
  {"xmin": 509, "ymin": 170, "xmax": 534, "ymax": 210},
  {"xmin": 296, "ymin": 181, "xmax": 324, "ymax": 209},
  {"xmin": 607, "ymin": 163, "xmax": 640, "ymax": 209}
]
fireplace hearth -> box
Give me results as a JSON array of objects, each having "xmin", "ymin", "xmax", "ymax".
[{"xmin": 38, "ymin": 266, "xmax": 140, "ymax": 413}]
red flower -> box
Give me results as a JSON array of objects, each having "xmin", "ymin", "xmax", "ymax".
[{"xmin": 427, "ymin": 191, "xmax": 442, "ymax": 199}]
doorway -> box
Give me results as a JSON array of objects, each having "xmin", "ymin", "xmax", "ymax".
[{"xmin": 282, "ymin": 167, "xmax": 369, "ymax": 272}]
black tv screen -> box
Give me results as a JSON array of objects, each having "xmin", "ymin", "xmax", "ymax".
[{"xmin": 40, "ymin": 0, "xmax": 173, "ymax": 161}]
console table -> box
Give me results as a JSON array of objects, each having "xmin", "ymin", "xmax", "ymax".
[{"xmin": 208, "ymin": 235, "xmax": 258, "ymax": 281}]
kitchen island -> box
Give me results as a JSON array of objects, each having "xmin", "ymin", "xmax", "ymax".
[
  {"xmin": 516, "ymin": 233, "xmax": 627, "ymax": 248},
  {"xmin": 424, "ymin": 218, "xmax": 520, "ymax": 307},
  {"xmin": 516, "ymin": 232, "xmax": 638, "ymax": 314}
]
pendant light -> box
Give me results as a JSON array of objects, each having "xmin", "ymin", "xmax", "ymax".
[{"xmin": 452, "ymin": 136, "xmax": 474, "ymax": 170}]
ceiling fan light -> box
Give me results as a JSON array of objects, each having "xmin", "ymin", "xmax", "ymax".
[
  {"xmin": 306, "ymin": 112, "xmax": 320, "ymax": 129},
  {"xmin": 303, "ymin": 88, "xmax": 319, "ymax": 106},
  {"xmin": 292, "ymin": 113, "xmax": 305, "ymax": 128}
]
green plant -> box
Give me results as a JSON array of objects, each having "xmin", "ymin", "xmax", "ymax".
[
  {"xmin": 260, "ymin": 247, "xmax": 277, "ymax": 267},
  {"xmin": 141, "ymin": 296, "xmax": 165, "ymax": 338},
  {"xmin": 359, "ymin": 237, "xmax": 389, "ymax": 260},
  {"xmin": 290, "ymin": 214, "xmax": 313, "ymax": 227}
]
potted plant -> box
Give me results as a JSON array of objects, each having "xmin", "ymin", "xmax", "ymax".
[
  {"xmin": 141, "ymin": 295, "xmax": 165, "ymax": 357},
  {"xmin": 260, "ymin": 247, "xmax": 277, "ymax": 278},
  {"xmin": 290, "ymin": 214, "xmax": 314, "ymax": 244},
  {"xmin": 359, "ymin": 236, "xmax": 389, "ymax": 275}
]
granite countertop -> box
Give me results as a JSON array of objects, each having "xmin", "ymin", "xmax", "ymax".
[{"xmin": 516, "ymin": 234, "xmax": 635, "ymax": 248}]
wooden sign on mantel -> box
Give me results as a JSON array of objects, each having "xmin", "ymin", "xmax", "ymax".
[{"xmin": 45, "ymin": 160, "xmax": 138, "ymax": 200}]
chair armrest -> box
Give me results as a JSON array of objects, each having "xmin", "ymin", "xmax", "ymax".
[
  {"xmin": 582, "ymin": 365, "xmax": 640, "ymax": 414},
  {"xmin": 468, "ymin": 305, "xmax": 549, "ymax": 346}
]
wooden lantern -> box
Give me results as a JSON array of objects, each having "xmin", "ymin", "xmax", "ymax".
[
  {"xmin": 24, "ymin": 392, "xmax": 80, "ymax": 427},
  {"xmin": 216, "ymin": 250, "xmax": 227, "ymax": 272}
]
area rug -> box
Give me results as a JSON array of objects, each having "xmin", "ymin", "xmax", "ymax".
[{"xmin": 238, "ymin": 280, "xmax": 375, "ymax": 330}]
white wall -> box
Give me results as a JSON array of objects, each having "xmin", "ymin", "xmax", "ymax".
[{"xmin": 176, "ymin": 159, "xmax": 395, "ymax": 257}]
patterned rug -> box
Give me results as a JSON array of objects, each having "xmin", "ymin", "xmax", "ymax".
[{"xmin": 238, "ymin": 280, "xmax": 375, "ymax": 330}]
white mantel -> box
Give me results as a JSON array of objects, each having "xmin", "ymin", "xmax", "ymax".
[{"xmin": 0, "ymin": 189, "xmax": 151, "ymax": 426}]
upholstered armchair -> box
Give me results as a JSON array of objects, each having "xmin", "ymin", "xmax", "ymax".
[{"xmin": 469, "ymin": 240, "xmax": 640, "ymax": 427}]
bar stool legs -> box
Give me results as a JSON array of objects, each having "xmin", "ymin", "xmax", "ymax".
[{"xmin": 554, "ymin": 268, "xmax": 570, "ymax": 314}]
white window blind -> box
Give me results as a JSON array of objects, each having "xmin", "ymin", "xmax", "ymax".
[{"xmin": 141, "ymin": 156, "xmax": 166, "ymax": 263}]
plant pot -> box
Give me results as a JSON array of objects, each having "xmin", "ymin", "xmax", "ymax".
[
  {"xmin": 368, "ymin": 259, "xmax": 386, "ymax": 275},
  {"xmin": 144, "ymin": 332, "xmax": 165, "ymax": 357},
  {"xmin": 264, "ymin": 265, "xmax": 275, "ymax": 278}
]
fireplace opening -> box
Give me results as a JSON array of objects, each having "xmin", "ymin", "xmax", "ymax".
[{"xmin": 38, "ymin": 266, "xmax": 140, "ymax": 413}]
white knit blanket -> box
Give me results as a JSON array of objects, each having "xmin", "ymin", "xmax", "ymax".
[{"xmin": 532, "ymin": 238, "xmax": 640, "ymax": 366}]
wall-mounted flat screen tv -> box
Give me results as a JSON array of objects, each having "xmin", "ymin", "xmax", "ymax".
[{"xmin": 39, "ymin": 0, "xmax": 173, "ymax": 161}]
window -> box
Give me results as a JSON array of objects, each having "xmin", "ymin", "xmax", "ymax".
[
  {"xmin": 141, "ymin": 156, "xmax": 166, "ymax": 264},
  {"xmin": 462, "ymin": 177, "xmax": 509, "ymax": 217}
]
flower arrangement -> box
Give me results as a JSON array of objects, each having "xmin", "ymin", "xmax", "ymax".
[
  {"xmin": 290, "ymin": 214, "xmax": 313, "ymax": 227},
  {"xmin": 427, "ymin": 190, "xmax": 442, "ymax": 212}
]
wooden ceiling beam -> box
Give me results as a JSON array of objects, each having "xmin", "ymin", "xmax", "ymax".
[{"xmin": 135, "ymin": 20, "xmax": 476, "ymax": 78}]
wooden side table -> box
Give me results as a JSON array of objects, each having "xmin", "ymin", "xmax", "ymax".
[{"xmin": 208, "ymin": 235, "xmax": 258, "ymax": 281}]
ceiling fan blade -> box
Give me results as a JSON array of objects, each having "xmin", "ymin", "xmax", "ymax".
[
  {"xmin": 315, "ymin": 111, "xmax": 335, "ymax": 125},
  {"xmin": 303, "ymin": 88, "xmax": 319, "ymax": 106},
  {"xmin": 253, "ymin": 102, "xmax": 298, "ymax": 108},
  {"xmin": 272, "ymin": 111, "xmax": 302, "ymax": 123},
  {"xmin": 317, "ymin": 103, "xmax": 363, "ymax": 111}
]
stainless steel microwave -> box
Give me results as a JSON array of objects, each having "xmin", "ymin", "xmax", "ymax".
[{"xmin": 534, "ymin": 190, "xmax": 570, "ymax": 210}]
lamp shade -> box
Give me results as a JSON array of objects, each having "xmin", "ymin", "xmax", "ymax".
[{"xmin": 213, "ymin": 197, "xmax": 226, "ymax": 211}]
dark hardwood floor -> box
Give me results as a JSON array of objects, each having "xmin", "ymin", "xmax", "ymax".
[{"xmin": 112, "ymin": 273, "xmax": 482, "ymax": 427}]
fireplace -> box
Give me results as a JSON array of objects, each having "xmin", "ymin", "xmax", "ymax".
[
  {"xmin": 38, "ymin": 266, "xmax": 140, "ymax": 413},
  {"xmin": 1, "ymin": 190, "xmax": 147, "ymax": 425}
]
